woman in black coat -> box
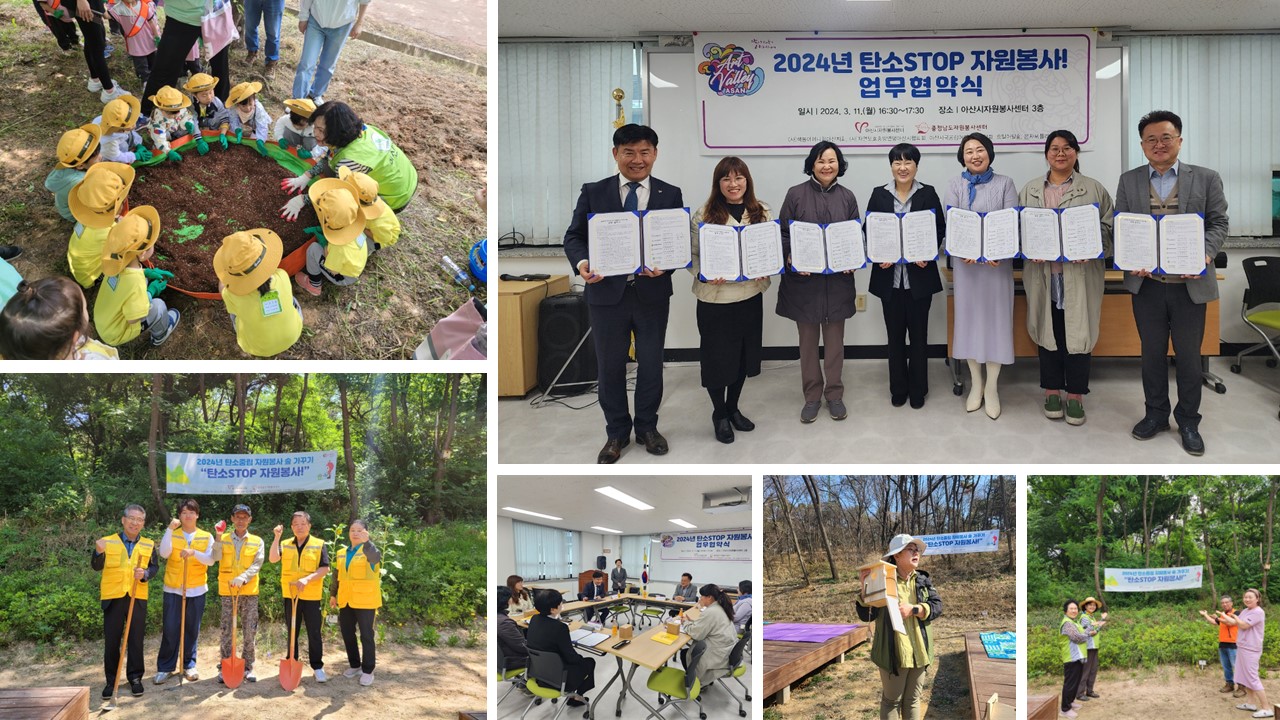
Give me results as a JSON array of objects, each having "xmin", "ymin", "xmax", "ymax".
[
  {"xmin": 865, "ymin": 143, "xmax": 946, "ymax": 409},
  {"xmin": 496, "ymin": 585, "xmax": 528, "ymax": 674},
  {"xmin": 525, "ymin": 589, "xmax": 595, "ymax": 706}
]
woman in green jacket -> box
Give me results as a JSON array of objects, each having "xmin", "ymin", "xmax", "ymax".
[{"xmin": 855, "ymin": 534, "xmax": 942, "ymax": 720}]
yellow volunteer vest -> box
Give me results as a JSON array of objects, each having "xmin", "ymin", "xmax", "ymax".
[
  {"xmin": 217, "ymin": 531, "xmax": 263, "ymax": 596},
  {"xmin": 93, "ymin": 268, "xmax": 149, "ymax": 345},
  {"xmin": 335, "ymin": 544, "xmax": 382, "ymax": 610},
  {"xmin": 67, "ymin": 222, "xmax": 111, "ymax": 288},
  {"xmin": 366, "ymin": 204, "xmax": 401, "ymax": 247},
  {"xmin": 281, "ymin": 535, "xmax": 325, "ymax": 600},
  {"xmin": 99, "ymin": 534, "xmax": 155, "ymax": 601},
  {"xmin": 324, "ymin": 234, "xmax": 368, "ymax": 278},
  {"xmin": 163, "ymin": 528, "xmax": 214, "ymax": 590}
]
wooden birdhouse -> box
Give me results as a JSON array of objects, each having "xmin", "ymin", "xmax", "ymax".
[{"xmin": 858, "ymin": 560, "xmax": 898, "ymax": 607}]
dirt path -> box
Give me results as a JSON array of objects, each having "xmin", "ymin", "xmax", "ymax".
[
  {"xmin": 0, "ymin": 633, "xmax": 485, "ymax": 719},
  {"xmin": 1030, "ymin": 665, "xmax": 1273, "ymax": 720},
  {"xmin": 363, "ymin": 0, "xmax": 485, "ymax": 51}
]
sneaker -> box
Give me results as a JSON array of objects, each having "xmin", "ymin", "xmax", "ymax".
[
  {"xmin": 129, "ymin": 679, "xmax": 144, "ymax": 696},
  {"xmin": 246, "ymin": 50, "xmax": 258, "ymax": 64},
  {"xmin": 359, "ymin": 672, "xmax": 373, "ymax": 687},
  {"xmin": 1070, "ymin": 702, "xmax": 1081, "ymax": 709},
  {"xmin": 343, "ymin": 667, "xmax": 361, "ymax": 678},
  {"xmin": 153, "ymin": 671, "xmax": 170, "ymax": 684},
  {"xmin": 101, "ymin": 685, "xmax": 113, "ymax": 699},
  {"xmin": 264, "ymin": 59, "xmax": 278, "ymax": 72},
  {"xmin": 216, "ymin": 672, "xmax": 224, "ymax": 684},
  {"xmin": 1076, "ymin": 695, "xmax": 1090, "ymax": 701},
  {"xmin": 151, "ymin": 309, "xmax": 180, "ymax": 345},
  {"xmin": 104, "ymin": 43, "xmax": 114, "ymax": 58},
  {"xmin": 87, "ymin": 77, "xmax": 103, "ymax": 92},
  {"xmin": 1059, "ymin": 712, "xmax": 1077, "ymax": 719},
  {"xmin": 1238, "ymin": 704, "xmax": 1259, "ymax": 711},
  {"xmin": 1086, "ymin": 691, "xmax": 1099, "ymax": 698},
  {"xmin": 314, "ymin": 667, "xmax": 328, "ymax": 683},
  {"xmin": 827, "ymin": 398, "xmax": 847, "ymax": 420},
  {"xmin": 294, "ymin": 271, "xmax": 322, "ymax": 296},
  {"xmin": 100, "ymin": 84, "xmax": 131, "ymax": 103},
  {"xmin": 183, "ymin": 668, "xmax": 198, "ymax": 681},
  {"xmin": 1235, "ymin": 687, "xmax": 1249, "ymax": 698},
  {"xmin": 1252, "ymin": 711, "xmax": 1274, "ymax": 719},
  {"xmin": 244, "ymin": 671, "xmax": 257, "ymax": 683},
  {"xmin": 1065, "ymin": 398, "xmax": 1085, "ymax": 426},
  {"xmin": 1223, "ymin": 682, "xmax": 1237, "ymax": 693},
  {"xmin": 1043, "ymin": 393, "xmax": 1064, "ymax": 419},
  {"xmin": 0, "ymin": 245, "xmax": 22, "ymax": 261},
  {"xmin": 800, "ymin": 400, "xmax": 821, "ymax": 424}
]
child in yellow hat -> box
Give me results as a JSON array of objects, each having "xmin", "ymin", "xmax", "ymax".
[
  {"xmin": 45, "ymin": 123, "xmax": 103, "ymax": 222},
  {"xmin": 0, "ymin": 277, "xmax": 119, "ymax": 360},
  {"xmin": 94, "ymin": 205, "xmax": 180, "ymax": 346},
  {"xmin": 184, "ymin": 73, "xmax": 232, "ymax": 150},
  {"xmin": 337, "ymin": 166, "xmax": 400, "ymax": 250},
  {"xmin": 214, "ymin": 229, "xmax": 303, "ymax": 357},
  {"xmin": 294, "ymin": 179, "xmax": 368, "ymax": 296},
  {"xmin": 67, "ymin": 161, "xmax": 135, "ymax": 287},
  {"xmin": 272, "ymin": 98, "xmax": 324, "ymax": 160},
  {"xmin": 146, "ymin": 86, "xmax": 196, "ymax": 161},
  {"xmin": 226, "ymin": 81, "xmax": 271, "ymax": 157},
  {"xmin": 93, "ymin": 95, "xmax": 153, "ymax": 165}
]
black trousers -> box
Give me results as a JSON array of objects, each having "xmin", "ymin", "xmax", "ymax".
[
  {"xmin": 588, "ymin": 285, "xmax": 670, "ymax": 440},
  {"xmin": 102, "ymin": 596, "xmax": 147, "ymax": 686},
  {"xmin": 130, "ymin": 52, "xmax": 155, "ymax": 85},
  {"xmin": 284, "ymin": 598, "xmax": 325, "ymax": 669},
  {"xmin": 140, "ymin": 18, "xmax": 229, "ymax": 115},
  {"xmin": 34, "ymin": 1, "xmax": 80, "ymax": 49},
  {"xmin": 1061, "ymin": 660, "xmax": 1083, "ymax": 712},
  {"xmin": 583, "ymin": 606, "xmax": 610, "ymax": 624},
  {"xmin": 1038, "ymin": 303, "xmax": 1092, "ymax": 394},
  {"xmin": 75, "ymin": 1, "xmax": 113, "ymax": 90},
  {"xmin": 1131, "ymin": 280, "xmax": 1206, "ymax": 427},
  {"xmin": 881, "ymin": 286, "xmax": 932, "ymax": 403},
  {"xmin": 564, "ymin": 656, "xmax": 596, "ymax": 695},
  {"xmin": 337, "ymin": 606, "xmax": 376, "ymax": 673}
]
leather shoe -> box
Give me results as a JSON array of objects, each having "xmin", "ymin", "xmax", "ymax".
[
  {"xmin": 597, "ymin": 437, "xmax": 629, "ymax": 464},
  {"xmin": 1130, "ymin": 416, "xmax": 1170, "ymax": 440},
  {"xmin": 728, "ymin": 411, "xmax": 754, "ymax": 432},
  {"xmin": 714, "ymin": 418, "xmax": 734, "ymax": 444},
  {"xmin": 910, "ymin": 395, "xmax": 926, "ymax": 409},
  {"xmin": 1179, "ymin": 425, "xmax": 1205, "ymax": 456},
  {"xmin": 0, "ymin": 245, "xmax": 21, "ymax": 261},
  {"xmin": 636, "ymin": 429, "xmax": 669, "ymax": 455},
  {"xmin": 891, "ymin": 394, "xmax": 907, "ymax": 407}
]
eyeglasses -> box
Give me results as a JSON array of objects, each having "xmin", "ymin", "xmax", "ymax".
[
  {"xmin": 1048, "ymin": 146, "xmax": 1075, "ymax": 155},
  {"xmin": 123, "ymin": 515, "xmax": 145, "ymax": 522},
  {"xmin": 905, "ymin": 546, "xmax": 921, "ymax": 555},
  {"xmin": 1142, "ymin": 134, "xmax": 1180, "ymax": 147}
]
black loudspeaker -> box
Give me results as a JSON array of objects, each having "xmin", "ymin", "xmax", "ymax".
[
  {"xmin": 597, "ymin": 555, "xmax": 607, "ymax": 570},
  {"xmin": 538, "ymin": 292, "xmax": 596, "ymax": 395}
]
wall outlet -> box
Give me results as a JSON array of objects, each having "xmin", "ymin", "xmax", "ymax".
[{"xmin": 856, "ymin": 294, "xmax": 867, "ymax": 312}]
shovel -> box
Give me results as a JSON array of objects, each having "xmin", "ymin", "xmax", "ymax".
[
  {"xmin": 168, "ymin": 557, "xmax": 188, "ymax": 692},
  {"xmin": 103, "ymin": 555, "xmax": 144, "ymax": 711},
  {"xmin": 279, "ymin": 594, "xmax": 303, "ymax": 691},
  {"xmin": 222, "ymin": 586, "xmax": 245, "ymax": 688}
]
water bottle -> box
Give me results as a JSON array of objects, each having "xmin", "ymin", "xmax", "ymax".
[{"xmin": 441, "ymin": 255, "xmax": 475, "ymax": 292}]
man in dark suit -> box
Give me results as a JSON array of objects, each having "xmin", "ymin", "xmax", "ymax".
[
  {"xmin": 563, "ymin": 124, "xmax": 684, "ymax": 464},
  {"xmin": 578, "ymin": 571, "xmax": 611, "ymax": 624},
  {"xmin": 1115, "ymin": 109, "xmax": 1229, "ymax": 456}
]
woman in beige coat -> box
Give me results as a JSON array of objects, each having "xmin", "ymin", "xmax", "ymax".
[
  {"xmin": 1018, "ymin": 130, "xmax": 1114, "ymax": 426},
  {"xmin": 683, "ymin": 583, "xmax": 739, "ymax": 685}
]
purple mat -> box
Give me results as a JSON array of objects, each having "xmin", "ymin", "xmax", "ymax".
[{"xmin": 762, "ymin": 623, "xmax": 861, "ymax": 643}]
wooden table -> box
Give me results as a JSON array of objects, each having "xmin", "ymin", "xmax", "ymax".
[
  {"xmin": 1029, "ymin": 694, "xmax": 1059, "ymax": 720},
  {"xmin": 0, "ymin": 687, "xmax": 89, "ymax": 720},
  {"xmin": 763, "ymin": 625, "xmax": 869, "ymax": 704},
  {"xmin": 497, "ymin": 275, "xmax": 570, "ymax": 396},
  {"xmin": 964, "ymin": 632, "xmax": 1015, "ymax": 720},
  {"xmin": 588, "ymin": 624, "xmax": 690, "ymax": 720}
]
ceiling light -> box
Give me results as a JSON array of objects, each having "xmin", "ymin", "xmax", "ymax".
[
  {"xmin": 669, "ymin": 519, "xmax": 697, "ymax": 529},
  {"xmin": 502, "ymin": 506, "xmax": 563, "ymax": 521},
  {"xmin": 595, "ymin": 486, "xmax": 654, "ymax": 511},
  {"xmin": 592, "ymin": 526, "xmax": 623, "ymax": 534}
]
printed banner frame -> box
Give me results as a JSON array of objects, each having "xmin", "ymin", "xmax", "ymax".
[
  {"xmin": 1104, "ymin": 566, "xmax": 1204, "ymax": 592},
  {"xmin": 916, "ymin": 529, "xmax": 1001, "ymax": 555},
  {"xmin": 658, "ymin": 529, "xmax": 752, "ymax": 562},
  {"xmin": 166, "ymin": 451, "xmax": 339, "ymax": 495}
]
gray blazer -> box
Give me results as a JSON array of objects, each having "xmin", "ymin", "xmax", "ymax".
[{"xmin": 1113, "ymin": 163, "xmax": 1229, "ymax": 303}]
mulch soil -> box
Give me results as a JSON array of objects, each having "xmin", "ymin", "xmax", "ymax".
[{"xmin": 129, "ymin": 142, "xmax": 317, "ymax": 295}]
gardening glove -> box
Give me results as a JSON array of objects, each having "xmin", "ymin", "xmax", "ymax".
[
  {"xmin": 146, "ymin": 279, "xmax": 168, "ymax": 298},
  {"xmin": 185, "ymin": 121, "xmax": 196, "ymax": 135},
  {"xmin": 280, "ymin": 195, "xmax": 307, "ymax": 221},
  {"xmin": 255, "ymin": 138, "xmax": 268, "ymax": 157},
  {"xmin": 281, "ymin": 174, "xmax": 310, "ymax": 195},
  {"xmin": 234, "ymin": 128, "xmax": 243, "ymax": 144},
  {"xmin": 135, "ymin": 146, "xmax": 153, "ymax": 163},
  {"xmin": 143, "ymin": 268, "xmax": 174, "ymax": 281},
  {"xmin": 302, "ymin": 225, "xmax": 328, "ymax": 247},
  {"xmin": 52, "ymin": 8, "xmax": 64, "ymax": 18},
  {"xmin": 278, "ymin": 137, "xmax": 291, "ymax": 150},
  {"xmin": 297, "ymin": 147, "xmax": 312, "ymax": 160},
  {"xmin": 196, "ymin": 136, "xmax": 210, "ymax": 156},
  {"xmin": 166, "ymin": 150, "xmax": 182, "ymax": 163},
  {"xmin": 218, "ymin": 132, "xmax": 228, "ymax": 150}
]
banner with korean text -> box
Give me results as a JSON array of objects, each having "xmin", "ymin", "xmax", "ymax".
[
  {"xmin": 659, "ymin": 529, "xmax": 752, "ymax": 562},
  {"xmin": 1104, "ymin": 566, "xmax": 1203, "ymax": 592},
  {"xmin": 694, "ymin": 30, "xmax": 1094, "ymax": 154},
  {"xmin": 916, "ymin": 529, "xmax": 1001, "ymax": 555},
  {"xmin": 166, "ymin": 451, "xmax": 339, "ymax": 494}
]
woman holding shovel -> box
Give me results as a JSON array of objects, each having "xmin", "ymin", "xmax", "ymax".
[
  {"xmin": 92, "ymin": 503, "xmax": 158, "ymax": 700},
  {"xmin": 212, "ymin": 503, "xmax": 264, "ymax": 686},
  {"xmin": 155, "ymin": 499, "xmax": 215, "ymax": 684},
  {"xmin": 270, "ymin": 511, "xmax": 331, "ymax": 685},
  {"xmin": 331, "ymin": 519, "xmax": 382, "ymax": 686}
]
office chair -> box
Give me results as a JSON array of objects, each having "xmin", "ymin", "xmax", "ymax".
[
  {"xmin": 497, "ymin": 659, "xmax": 530, "ymax": 707},
  {"xmin": 648, "ymin": 639, "xmax": 705, "ymax": 719},
  {"xmin": 1230, "ymin": 256, "xmax": 1280, "ymax": 376},
  {"xmin": 520, "ymin": 648, "xmax": 583, "ymax": 720},
  {"xmin": 716, "ymin": 627, "xmax": 752, "ymax": 716}
]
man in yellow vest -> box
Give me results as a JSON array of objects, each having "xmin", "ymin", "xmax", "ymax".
[
  {"xmin": 92, "ymin": 504, "xmax": 159, "ymax": 699},
  {"xmin": 212, "ymin": 503, "xmax": 264, "ymax": 684},
  {"xmin": 270, "ymin": 510, "xmax": 331, "ymax": 683},
  {"xmin": 330, "ymin": 519, "xmax": 382, "ymax": 686},
  {"xmin": 155, "ymin": 499, "xmax": 215, "ymax": 684}
]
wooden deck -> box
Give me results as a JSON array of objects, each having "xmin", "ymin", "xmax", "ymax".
[
  {"xmin": 763, "ymin": 625, "xmax": 870, "ymax": 703},
  {"xmin": 1028, "ymin": 694, "xmax": 1058, "ymax": 720},
  {"xmin": 0, "ymin": 687, "xmax": 88, "ymax": 720},
  {"xmin": 965, "ymin": 632, "xmax": 1016, "ymax": 720}
]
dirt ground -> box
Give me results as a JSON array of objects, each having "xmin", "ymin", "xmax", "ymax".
[
  {"xmin": 1030, "ymin": 664, "xmax": 1277, "ymax": 720},
  {"xmin": 0, "ymin": 631, "xmax": 485, "ymax": 719},
  {"xmin": 0, "ymin": 0, "xmax": 486, "ymax": 358},
  {"xmin": 764, "ymin": 572, "xmax": 1016, "ymax": 720}
]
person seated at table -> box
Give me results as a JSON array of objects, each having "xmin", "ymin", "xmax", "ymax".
[
  {"xmin": 671, "ymin": 572, "xmax": 697, "ymax": 616},
  {"xmin": 526, "ymin": 589, "xmax": 595, "ymax": 707},
  {"xmin": 506, "ymin": 574, "xmax": 534, "ymax": 615},
  {"xmin": 682, "ymin": 583, "xmax": 739, "ymax": 686},
  {"xmin": 496, "ymin": 586, "xmax": 528, "ymax": 676},
  {"xmin": 733, "ymin": 580, "xmax": 753, "ymax": 633},
  {"xmin": 578, "ymin": 570, "xmax": 611, "ymax": 624}
]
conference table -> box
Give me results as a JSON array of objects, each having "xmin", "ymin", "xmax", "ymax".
[
  {"xmin": 514, "ymin": 592, "xmax": 703, "ymax": 628},
  {"xmin": 585, "ymin": 623, "xmax": 692, "ymax": 720}
]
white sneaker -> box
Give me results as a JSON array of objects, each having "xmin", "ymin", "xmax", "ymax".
[
  {"xmin": 1071, "ymin": 702, "xmax": 1082, "ymax": 709},
  {"xmin": 87, "ymin": 77, "xmax": 103, "ymax": 92},
  {"xmin": 1059, "ymin": 712, "xmax": 1077, "ymax": 719},
  {"xmin": 359, "ymin": 673, "xmax": 373, "ymax": 687},
  {"xmin": 314, "ymin": 668, "xmax": 328, "ymax": 683},
  {"xmin": 1238, "ymin": 704, "xmax": 1259, "ymax": 711},
  {"xmin": 153, "ymin": 671, "xmax": 170, "ymax": 684},
  {"xmin": 100, "ymin": 85, "xmax": 131, "ymax": 103},
  {"xmin": 342, "ymin": 667, "xmax": 361, "ymax": 678},
  {"xmin": 1252, "ymin": 711, "xmax": 1274, "ymax": 718},
  {"xmin": 183, "ymin": 668, "xmax": 198, "ymax": 681}
]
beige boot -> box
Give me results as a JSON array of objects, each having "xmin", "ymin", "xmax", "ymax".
[
  {"xmin": 966, "ymin": 360, "xmax": 984, "ymax": 412},
  {"xmin": 984, "ymin": 362, "xmax": 1002, "ymax": 419}
]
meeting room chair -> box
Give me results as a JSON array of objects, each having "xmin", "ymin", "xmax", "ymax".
[
  {"xmin": 715, "ymin": 627, "xmax": 752, "ymax": 716},
  {"xmin": 647, "ymin": 639, "xmax": 705, "ymax": 719},
  {"xmin": 1230, "ymin": 256, "xmax": 1280, "ymax": 381},
  {"xmin": 497, "ymin": 659, "xmax": 531, "ymax": 707},
  {"xmin": 606, "ymin": 600, "xmax": 634, "ymax": 627},
  {"xmin": 520, "ymin": 648, "xmax": 584, "ymax": 720},
  {"xmin": 637, "ymin": 595, "xmax": 669, "ymax": 627}
]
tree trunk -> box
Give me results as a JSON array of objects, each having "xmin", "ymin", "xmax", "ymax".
[
  {"xmin": 199, "ymin": 374, "xmax": 208, "ymax": 422},
  {"xmin": 1094, "ymin": 476, "xmax": 1108, "ymax": 600},
  {"xmin": 293, "ymin": 373, "xmax": 309, "ymax": 451},
  {"xmin": 1142, "ymin": 475, "xmax": 1151, "ymax": 567},
  {"xmin": 146, "ymin": 374, "xmax": 171, "ymax": 524},
  {"xmin": 803, "ymin": 475, "xmax": 839, "ymax": 581},
  {"xmin": 270, "ymin": 377, "xmax": 285, "ymax": 453},
  {"xmin": 427, "ymin": 374, "xmax": 462, "ymax": 524},
  {"xmin": 772, "ymin": 476, "xmax": 810, "ymax": 587},
  {"xmin": 338, "ymin": 376, "xmax": 359, "ymax": 523},
  {"xmin": 1266, "ymin": 478, "xmax": 1277, "ymax": 595},
  {"xmin": 235, "ymin": 374, "xmax": 247, "ymax": 453},
  {"xmin": 1202, "ymin": 499, "xmax": 1219, "ymax": 601}
]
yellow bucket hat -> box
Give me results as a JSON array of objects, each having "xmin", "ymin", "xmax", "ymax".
[
  {"xmin": 101, "ymin": 94, "xmax": 141, "ymax": 132},
  {"xmin": 68, "ymin": 162, "xmax": 136, "ymax": 228},
  {"xmin": 308, "ymin": 179, "xmax": 366, "ymax": 246},
  {"xmin": 182, "ymin": 73, "xmax": 219, "ymax": 94},
  {"xmin": 102, "ymin": 205, "xmax": 161, "ymax": 277},
  {"xmin": 56, "ymin": 123, "xmax": 103, "ymax": 168},
  {"xmin": 226, "ymin": 81, "xmax": 264, "ymax": 108},
  {"xmin": 214, "ymin": 229, "xmax": 283, "ymax": 295},
  {"xmin": 150, "ymin": 86, "xmax": 192, "ymax": 112},
  {"xmin": 337, "ymin": 166, "xmax": 385, "ymax": 220},
  {"xmin": 283, "ymin": 98, "xmax": 317, "ymax": 119}
]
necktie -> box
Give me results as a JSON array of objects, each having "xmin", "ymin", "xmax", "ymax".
[{"xmin": 623, "ymin": 181, "xmax": 640, "ymax": 212}]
